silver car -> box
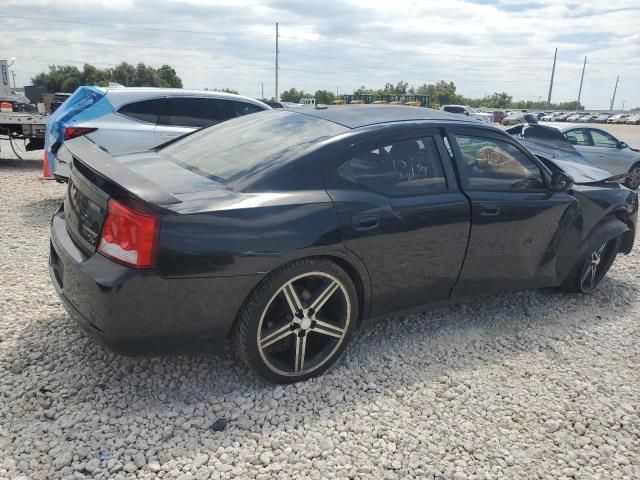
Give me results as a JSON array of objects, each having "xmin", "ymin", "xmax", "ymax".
[
  {"xmin": 49, "ymin": 87, "xmax": 270, "ymax": 180},
  {"xmin": 546, "ymin": 123, "xmax": 640, "ymax": 189}
]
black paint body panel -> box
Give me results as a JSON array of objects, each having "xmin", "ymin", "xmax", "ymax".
[{"xmin": 49, "ymin": 108, "xmax": 638, "ymax": 354}]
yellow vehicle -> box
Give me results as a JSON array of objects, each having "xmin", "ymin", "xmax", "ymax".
[
  {"xmin": 372, "ymin": 100, "xmax": 388, "ymax": 104},
  {"xmin": 405, "ymin": 101, "xmax": 422, "ymax": 107},
  {"xmin": 350, "ymin": 99, "xmax": 365, "ymax": 104},
  {"xmin": 332, "ymin": 99, "xmax": 347, "ymax": 105}
]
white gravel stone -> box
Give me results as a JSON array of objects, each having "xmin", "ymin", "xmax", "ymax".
[
  {"xmin": 543, "ymin": 420, "xmax": 561, "ymax": 433},
  {"xmin": 1, "ymin": 143, "xmax": 640, "ymax": 480}
]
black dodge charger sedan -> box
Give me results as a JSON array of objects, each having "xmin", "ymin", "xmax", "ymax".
[{"xmin": 50, "ymin": 106, "xmax": 637, "ymax": 383}]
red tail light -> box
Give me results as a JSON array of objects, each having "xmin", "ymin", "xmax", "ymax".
[
  {"xmin": 98, "ymin": 198, "xmax": 159, "ymax": 269},
  {"xmin": 64, "ymin": 127, "xmax": 97, "ymax": 141}
]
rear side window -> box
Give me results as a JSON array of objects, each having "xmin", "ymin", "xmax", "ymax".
[
  {"xmin": 117, "ymin": 98, "xmax": 164, "ymax": 123},
  {"xmin": 444, "ymin": 106, "xmax": 464, "ymax": 114},
  {"xmin": 158, "ymin": 97, "xmax": 235, "ymax": 128},
  {"xmin": 564, "ymin": 129, "xmax": 590, "ymax": 146},
  {"xmin": 233, "ymin": 101, "xmax": 265, "ymax": 116},
  {"xmin": 162, "ymin": 110, "xmax": 347, "ymax": 183},
  {"xmin": 338, "ymin": 137, "xmax": 447, "ymax": 196}
]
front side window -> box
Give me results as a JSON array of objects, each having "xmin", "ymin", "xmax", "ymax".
[
  {"xmin": 590, "ymin": 130, "xmax": 618, "ymax": 149},
  {"xmin": 455, "ymin": 135, "xmax": 545, "ymax": 190},
  {"xmin": 158, "ymin": 97, "xmax": 235, "ymax": 128},
  {"xmin": 117, "ymin": 98, "xmax": 164, "ymax": 123},
  {"xmin": 564, "ymin": 129, "xmax": 590, "ymax": 146},
  {"xmin": 338, "ymin": 137, "xmax": 447, "ymax": 196}
]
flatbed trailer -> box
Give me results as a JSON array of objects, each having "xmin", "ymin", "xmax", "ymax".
[{"xmin": 0, "ymin": 112, "xmax": 47, "ymax": 158}]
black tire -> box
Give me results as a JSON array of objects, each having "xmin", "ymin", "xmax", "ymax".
[
  {"xmin": 624, "ymin": 164, "xmax": 640, "ymax": 190},
  {"xmin": 560, "ymin": 236, "xmax": 619, "ymax": 293},
  {"xmin": 233, "ymin": 258, "xmax": 358, "ymax": 383}
]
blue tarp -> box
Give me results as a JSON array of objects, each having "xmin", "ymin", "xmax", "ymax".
[{"xmin": 45, "ymin": 85, "xmax": 113, "ymax": 171}]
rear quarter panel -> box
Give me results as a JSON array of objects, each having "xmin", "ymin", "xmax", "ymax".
[{"xmin": 156, "ymin": 192, "xmax": 354, "ymax": 278}]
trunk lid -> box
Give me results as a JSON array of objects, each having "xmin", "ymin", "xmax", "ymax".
[
  {"xmin": 62, "ymin": 137, "xmax": 233, "ymax": 255},
  {"xmin": 64, "ymin": 168, "xmax": 109, "ymax": 255}
]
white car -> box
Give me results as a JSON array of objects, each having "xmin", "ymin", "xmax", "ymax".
[
  {"xmin": 47, "ymin": 86, "xmax": 270, "ymax": 180},
  {"xmin": 440, "ymin": 105, "xmax": 494, "ymax": 123}
]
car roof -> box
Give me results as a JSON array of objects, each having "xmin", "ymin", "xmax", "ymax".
[
  {"xmin": 104, "ymin": 87, "xmax": 270, "ymax": 109},
  {"xmin": 285, "ymin": 104, "xmax": 481, "ymax": 129},
  {"xmin": 545, "ymin": 122, "xmax": 616, "ymax": 132}
]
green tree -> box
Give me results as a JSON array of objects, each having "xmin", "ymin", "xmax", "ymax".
[
  {"xmin": 280, "ymin": 88, "xmax": 305, "ymax": 103},
  {"xmin": 416, "ymin": 81, "xmax": 459, "ymax": 106},
  {"xmin": 32, "ymin": 62, "xmax": 184, "ymax": 92},
  {"xmin": 214, "ymin": 88, "xmax": 239, "ymax": 94},
  {"xmin": 314, "ymin": 89, "xmax": 335, "ymax": 105},
  {"xmin": 483, "ymin": 92, "xmax": 513, "ymax": 108},
  {"xmin": 157, "ymin": 65, "xmax": 182, "ymax": 88}
]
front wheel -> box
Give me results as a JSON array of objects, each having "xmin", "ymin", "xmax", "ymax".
[
  {"xmin": 561, "ymin": 237, "xmax": 619, "ymax": 293},
  {"xmin": 624, "ymin": 165, "xmax": 640, "ymax": 190},
  {"xmin": 233, "ymin": 258, "xmax": 358, "ymax": 383}
]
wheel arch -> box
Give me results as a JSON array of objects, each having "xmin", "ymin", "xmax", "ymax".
[
  {"xmin": 227, "ymin": 251, "xmax": 372, "ymax": 341},
  {"xmin": 581, "ymin": 215, "xmax": 630, "ymax": 262}
]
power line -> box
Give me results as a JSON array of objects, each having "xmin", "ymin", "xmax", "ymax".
[
  {"xmin": 5, "ymin": 13, "xmax": 640, "ymax": 68},
  {"xmin": 0, "ymin": 14, "xmax": 268, "ymax": 37},
  {"xmin": 14, "ymin": 55, "xmax": 274, "ymax": 71},
  {"xmin": 281, "ymin": 51, "xmax": 552, "ymax": 73},
  {"xmin": 280, "ymin": 34, "xmax": 553, "ymax": 61},
  {"xmin": 6, "ymin": 35, "xmax": 267, "ymax": 54}
]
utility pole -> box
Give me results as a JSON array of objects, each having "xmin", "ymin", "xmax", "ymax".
[
  {"xmin": 622, "ymin": 100, "xmax": 626, "ymax": 112},
  {"xmin": 11, "ymin": 71, "xmax": 16, "ymax": 88},
  {"xmin": 610, "ymin": 75, "xmax": 619, "ymax": 111},
  {"xmin": 336, "ymin": 86, "xmax": 339, "ymax": 98},
  {"xmin": 577, "ymin": 56, "xmax": 586, "ymax": 109},
  {"xmin": 275, "ymin": 22, "xmax": 279, "ymax": 102},
  {"xmin": 261, "ymin": 82, "xmax": 264, "ymax": 100},
  {"xmin": 546, "ymin": 47, "xmax": 557, "ymax": 110}
]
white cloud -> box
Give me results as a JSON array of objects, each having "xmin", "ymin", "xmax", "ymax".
[{"xmin": 3, "ymin": 0, "xmax": 639, "ymax": 108}]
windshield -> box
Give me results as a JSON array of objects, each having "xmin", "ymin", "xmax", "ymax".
[{"xmin": 161, "ymin": 110, "xmax": 347, "ymax": 183}]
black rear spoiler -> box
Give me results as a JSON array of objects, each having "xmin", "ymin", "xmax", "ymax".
[{"xmin": 65, "ymin": 137, "xmax": 181, "ymax": 206}]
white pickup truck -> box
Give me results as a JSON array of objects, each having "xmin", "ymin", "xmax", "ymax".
[{"xmin": 440, "ymin": 105, "xmax": 494, "ymax": 124}]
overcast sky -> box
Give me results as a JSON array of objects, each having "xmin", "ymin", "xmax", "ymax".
[{"xmin": 3, "ymin": 0, "xmax": 640, "ymax": 109}]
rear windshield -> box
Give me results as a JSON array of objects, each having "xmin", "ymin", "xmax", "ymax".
[{"xmin": 161, "ymin": 110, "xmax": 347, "ymax": 183}]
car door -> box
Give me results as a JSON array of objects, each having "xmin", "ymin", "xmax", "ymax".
[
  {"xmin": 324, "ymin": 129, "xmax": 471, "ymax": 317},
  {"xmin": 578, "ymin": 128, "xmax": 637, "ymax": 176},
  {"xmin": 154, "ymin": 97, "xmax": 237, "ymax": 145},
  {"xmin": 447, "ymin": 127, "xmax": 580, "ymax": 297}
]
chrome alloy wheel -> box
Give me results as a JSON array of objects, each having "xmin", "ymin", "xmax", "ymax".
[
  {"xmin": 626, "ymin": 166, "xmax": 640, "ymax": 190},
  {"xmin": 580, "ymin": 241, "xmax": 610, "ymax": 292},
  {"xmin": 257, "ymin": 271, "xmax": 351, "ymax": 377}
]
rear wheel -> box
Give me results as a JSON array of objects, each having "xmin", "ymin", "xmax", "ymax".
[
  {"xmin": 561, "ymin": 237, "xmax": 619, "ymax": 293},
  {"xmin": 624, "ymin": 165, "xmax": 640, "ymax": 190},
  {"xmin": 234, "ymin": 258, "xmax": 357, "ymax": 383}
]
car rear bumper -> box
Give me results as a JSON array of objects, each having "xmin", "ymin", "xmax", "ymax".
[{"xmin": 49, "ymin": 209, "xmax": 262, "ymax": 355}]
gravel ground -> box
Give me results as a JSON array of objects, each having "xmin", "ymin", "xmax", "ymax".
[{"xmin": 1, "ymin": 137, "xmax": 639, "ymax": 480}]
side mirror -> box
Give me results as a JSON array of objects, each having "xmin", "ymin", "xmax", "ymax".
[
  {"xmin": 465, "ymin": 111, "xmax": 470, "ymax": 116},
  {"xmin": 619, "ymin": 141, "xmax": 628, "ymax": 149},
  {"xmin": 550, "ymin": 171, "xmax": 573, "ymax": 192}
]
